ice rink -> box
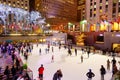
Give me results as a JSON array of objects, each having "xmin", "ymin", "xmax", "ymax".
[{"xmin": 21, "ymin": 44, "xmax": 120, "ymax": 80}]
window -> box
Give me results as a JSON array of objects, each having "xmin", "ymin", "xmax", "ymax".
[
  {"xmin": 94, "ymin": 2, "xmax": 96, "ymax": 5},
  {"xmin": 90, "ymin": 12, "xmax": 92, "ymax": 17},
  {"xmin": 94, "ymin": 8, "xmax": 96, "ymax": 11},
  {"xmin": 94, "ymin": 14, "xmax": 96, "ymax": 17},
  {"xmin": 8, "ymin": 1, "xmax": 11, "ymax": 3},
  {"xmin": 90, "ymin": 3, "xmax": 92, "ymax": 6},
  {"xmin": 3, "ymin": 0, "xmax": 6, "ymax": 2},
  {"xmin": 100, "ymin": 6, "xmax": 102, "ymax": 9},
  {"xmin": 106, "ymin": 5, "xmax": 108, "ymax": 8},
  {"xmin": 119, "ymin": 2, "xmax": 120, "ymax": 5},
  {"xmin": 113, "ymin": 3, "xmax": 116, "ymax": 7},
  {"xmin": 113, "ymin": 8, "xmax": 116, "ymax": 14},
  {"xmin": 100, "ymin": 0, "xmax": 102, "ymax": 3},
  {"xmin": 119, "ymin": 8, "xmax": 120, "ymax": 12}
]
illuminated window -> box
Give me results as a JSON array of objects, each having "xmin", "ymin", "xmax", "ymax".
[
  {"xmin": 100, "ymin": 3, "xmax": 102, "ymax": 6},
  {"xmin": 106, "ymin": 2, "xmax": 108, "ymax": 5},
  {"xmin": 25, "ymin": 7, "xmax": 28, "ymax": 9},
  {"xmin": 17, "ymin": 1, "xmax": 19, "ymax": 3},
  {"xmin": 8, "ymin": 3, "xmax": 11, "ymax": 6},
  {"xmin": 13, "ymin": 4, "xmax": 15, "ymax": 7},
  {"xmin": 94, "ymin": 5, "xmax": 96, "ymax": 8},
  {"xmin": 119, "ymin": 0, "xmax": 120, "ymax": 2},
  {"xmin": 100, "ymin": 10, "xmax": 102, "ymax": 13},
  {"xmin": 90, "ymin": 6, "xmax": 93, "ymax": 9},
  {"xmin": 94, "ymin": 11, "xmax": 96, "ymax": 14}
]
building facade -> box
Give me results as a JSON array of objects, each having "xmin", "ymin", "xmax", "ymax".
[
  {"xmin": 0, "ymin": 0, "xmax": 29, "ymax": 11},
  {"xmin": 86, "ymin": 0, "xmax": 120, "ymax": 24},
  {"xmin": 30, "ymin": 0, "xmax": 77, "ymax": 26},
  {"xmin": 77, "ymin": 0, "xmax": 86, "ymax": 22}
]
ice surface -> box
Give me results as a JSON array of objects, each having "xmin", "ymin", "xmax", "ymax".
[{"xmin": 20, "ymin": 44, "xmax": 120, "ymax": 80}]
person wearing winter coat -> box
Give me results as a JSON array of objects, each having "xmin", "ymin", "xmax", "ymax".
[
  {"xmin": 38, "ymin": 64, "xmax": 44, "ymax": 80},
  {"xmin": 86, "ymin": 69, "xmax": 95, "ymax": 80},
  {"xmin": 100, "ymin": 65, "xmax": 106, "ymax": 80},
  {"xmin": 4, "ymin": 66, "xmax": 10, "ymax": 80},
  {"xmin": 53, "ymin": 69, "xmax": 63, "ymax": 80}
]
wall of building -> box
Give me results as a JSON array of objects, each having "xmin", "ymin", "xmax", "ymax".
[
  {"xmin": 0, "ymin": 0, "xmax": 29, "ymax": 11},
  {"xmin": 33, "ymin": 0, "xmax": 77, "ymax": 26}
]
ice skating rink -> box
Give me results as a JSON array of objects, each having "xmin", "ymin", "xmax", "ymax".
[{"xmin": 21, "ymin": 44, "xmax": 120, "ymax": 80}]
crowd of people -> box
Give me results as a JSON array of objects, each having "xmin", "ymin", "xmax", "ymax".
[
  {"xmin": 0, "ymin": 42, "xmax": 33, "ymax": 80},
  {"xmin": 0, "ymin": 41, "xmax": 120, "ymax": 80}
]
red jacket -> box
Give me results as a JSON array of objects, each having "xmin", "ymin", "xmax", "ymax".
[{"xmin": 38, "ymin": 67, "xmax": 44, "ymax": 74}]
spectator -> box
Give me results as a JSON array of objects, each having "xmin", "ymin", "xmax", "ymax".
[
  {"xmin": 4, "ymin": 66, "xmax": 10, "ymax": 80},
  {"xmin": 11, "ymin": 65, "xmax": 16, "ymax": 76}
]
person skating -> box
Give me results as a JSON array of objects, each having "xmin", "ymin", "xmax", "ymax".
[
  {"xmin": 86, "ymin": 69, "xmax": 95, "ymax": 80},
  {"xmin": 107, "ymin": 59, "xmax": 110, "ymax": 71},
  {"xmin": 100, "ymin": 65, "xmax": 106, "ymax": 80},
  {"xmin": 75, "ymin": 48, "xmax": 77, "ymax": 56},
  {"xmin": 111, "ymin": 57, "xmax": 116, "ymax": 67},
  {"xmin": 38, "ymin": 64, "xmax": 44, "ymax": 80},
  {"xmin": 53, "ymin": 69, "xmax": 63, "ymax": 80},
  {"xmin": 52, "ymin": 46, "xmax": 54, "ymax": 52},
  {"xmin": 39, "ymin": 48, "xmax": 41, "ymax": 55},
  {"xmin": 51, "ymin": 55, "xmax": 54, "ymax": 62},
  {"xmin": 81, "ymin": 55, "xmax": 83, "ymax": 63}
]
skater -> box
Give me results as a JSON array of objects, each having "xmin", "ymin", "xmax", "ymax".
[
  {"xmin": 112, "ymin": 57, "xmax": 116, "ymax": 66},
  {"xmin": 52, "ymin": 46, "xmax": 54, "ymax": 52},
  {"xmin": 38, "ymin": 64, "xmax": 44, "ymax": 80},
  {"xmin": 81, "ymin": 55, "xmax": 83, "ymax": 63},
  {"xmin": 112, "ymin": 64, "xmax": 118, "ymax": 76},
  {"xmin": 100, "ymin": 65, "xmax": 106, "ymax": 80},
  {"xmin": 87, "ymin": 49, "xmax": 90, "ymax": 58},
  {"xmin": 75, "ymin": 48, "xmax": 77, "ymax": 56},
  {"xmin": 51, "ymin": 55, "xmax": 54, "ymax": 62},
  {"xmin": 39, "ymin": 48, "xmax": 41, "ymax": 55},
  {"xmin": 59, "ymin": 46, "xmax": 61, "ymax": 50},
  {"xmin": 107, "ymin": 59, "xmax": 110, "ymax": 71},
  {"xmin": 68, "ymin": 48, "xmax": 72, "ymax": 56},
  {"xmin": 86, "ymin": 69, "xmax": 95, "ymax": 80},
  {"xmin": 53, "ymin": 69, "xmax": 63, "ymax": 80},
  {"xmin": 81, "ymin": 48, "xmax": 84, "ymax": 54}
]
